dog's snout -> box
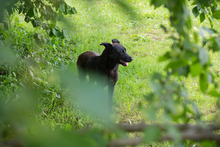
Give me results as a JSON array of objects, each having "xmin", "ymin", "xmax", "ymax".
[{"xmin": 130, "ymin": 57, "xmax": 133, "ymax": 61}]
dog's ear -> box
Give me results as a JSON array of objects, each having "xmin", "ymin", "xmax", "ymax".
[
  {"xmin": 100, "ymin": 42, "xmax": 113, "ymax": 51},
  {"xmin": 112, "ymin": 39, "xmax": 120, "ymax": 43}
]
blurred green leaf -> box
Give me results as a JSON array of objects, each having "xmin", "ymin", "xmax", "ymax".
[
  {"xmin": 158, "ymin": 52, "xmax": 170, "ymax": 61},
  {"xmin": 27, "ymin": 8, "xmax": 34, "ymax": 17},
  {"xmin": 167, "ymin": 125, "xmax": 181, "ymax": 141},
  {"xmin": 213, "ymin": 10, "xmax": 220, "ymax": 19},
  {"xmin": 202, "ymin": 27, "xmax": 217, "ymax": 34},
  {"xmin": 52, "ymin": 27, "xmax": 62, "ymax": 37},
  {"xmin": 18, "ymin": 5, "xmax": 23, "ymax": 13},
  {"xmin": 62, "ymin": 28, "xmax": 70, "ymax": 41},
  {"xmin": 0, "ymin": 42, "xmax": 16, "ymax": 66},
  {"xmin": 166, "ymin": 59, "xmax": 188, "ymax": 69},
  {"xmin": 176, "ymin": 65, "xmax": 189, "ymax": 77},
  {"xmin": 192, "ymin": 6, "xmax": 199, "ymax": 18},
  {"xmin": 145, "ymin": 93, "xmax": 155, "ymax": 102},
  {"xmin": 199, "ymin": 48, "xmax": 209, "ymax": 66},
  {"xmin": 26, "ymin": 126, "xmax": 106, "ymax": 147},
  {"xmin": 24, "ymin": 16, "xmax": 30, "ymax": 23},
  {"xmin": 169, "ymin": 103, "xmax": 185, "ymax": 119},
  {"xmin": 150, "ymin": 0, "xmax": 167, "ymax": 8},
  {"xmin": 150, "ymin": 80, "xmax": 163, "ymax": 94},
  {"xmin": 33, "ymin": 8, "xmax": 38, "ymax": 17},
  {"xmin": 201, "ymin": 140, "xmax": 215, "ymax": 147},
  {"xmin": 200, "ymin": 12, "xmax": 205, "ymax": 22},
  {"xmin": 181, "ymin": 89, "xmax": 188, "ymax": 98},
  {"xmin": 144, "ymin": 126, "xmax": 161, "ymax": 142},
  {"xmin": 59, "ymin": 3, "xmax": 66, "ymax": 14},
  {"xmin": 71, "ymin": 7, "xmax": 77, "ymax": 14},
  {"xmin": 76, "ymin": 83, "xmax": 112, "ymax": 122},
  {"xmin": 145, "ymin": 108, "xmax": 157, "ymax": 120},
  {"xmin": 152, "ymin": 73, "xmax": 163, "ymax": 80},
  {"xmin": 31, "ymin": 18, "xmax": 41, "ymax": 27},
  {"xmin": 200, "ymin": 72, "xmax": 208, "ymax": 93},
  {"xmin": 60, "ymin": 71, "xmax": 112, "ymax": 123},
  {"xmin": 208, "ymin": 89, "xmax": 220, "ymax": 97},
  {"xmin": 190, "ymin": 62, "xmax": 202, "ymax": 77},
  {"xmin": 183, "ymin": 39, "xmax": 192, "ymax": 50},
  {"xmin": 192, "ymin": 102, "xmax": 201, "ymax": 119},
  {"xmin": 209, "ymin": 37, "xmax": 220, "ymax": 52},
  {"xmin": 194, "ymin": 32, "xmax": 199, "ymax": 42},
  {"xmin": 207, "ymin": 72, "xmax": 213, "ymax": 84}
]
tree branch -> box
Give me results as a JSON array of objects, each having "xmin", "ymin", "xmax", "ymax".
[
  {"xmin": 109, "ymin": 138, "xmax": 143, "ymax": 147},
  {"xmin": 109, "ymin": 123, "xmax": 220, "ymax": 146},
  {"xmin": 2, "ymin": 124, "xmax": 220, "ymax": 147},
  {"xmin": 0, "ymin": 140, "xmax": 22, "ymax": 147},
  {"xmin": 118, "ymin": 123, "xmax": 220, "ymax": 132},
  {"xmin": 109, "ymin": 132, "xmax": 220, "ymax": 147}
]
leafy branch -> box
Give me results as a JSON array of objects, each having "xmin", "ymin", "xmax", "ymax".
[
  {"xmin": 146, "ymin": 0, "xmax": 220, "ymax": 121},
  {"xmin": 2, "ymin": 0, "xmax": 76, "ymax": 39}
]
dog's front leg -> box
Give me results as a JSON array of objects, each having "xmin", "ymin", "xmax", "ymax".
[
  {"xmin": 108, "ymin": 82, "xmax": 115, "ymax": 101},
  {"xmin": 106, "ymin": 83, "xmax": 114, "ymax": 114}
]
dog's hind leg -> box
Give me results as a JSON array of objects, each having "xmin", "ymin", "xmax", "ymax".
[
  {"xmin": 76, "ymin": 59, "xmax": 87, "ymax": 82},
  {"xmin": 77, "ymin": 67, "xmax": 87, "ymax": 82}
]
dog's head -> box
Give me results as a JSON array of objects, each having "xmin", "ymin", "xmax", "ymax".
[{"xmin": 100, "ymin": 39, "xmax": 133, "ymax": 66}]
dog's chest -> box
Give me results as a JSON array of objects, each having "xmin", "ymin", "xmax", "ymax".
[{"xmin": 108, "ymin": 65, "xmax": 119, "ymax": 84}]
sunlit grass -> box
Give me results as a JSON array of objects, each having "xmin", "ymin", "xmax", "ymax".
[
  {"xmin": 48, "ymin": 0, "xmax": 220, "ymax": 124},
  {"xmin": 62, "ymin": 0, "xmax": 173, "ymax": 124}
]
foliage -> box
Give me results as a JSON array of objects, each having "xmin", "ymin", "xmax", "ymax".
[
  {"xmin": 142, "ymin": 0, "xmax": 220, "ymax": 145},
  {"xmin": 1, "ymin": 0, "xmax": 76, "ymax": 39},
  {"xmin": 150, "ymin": 0, "xmax": 220, "ymax": 101}
]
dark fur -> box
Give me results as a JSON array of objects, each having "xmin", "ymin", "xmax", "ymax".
[{"xmin": 77, "ymin": 39, "xmax": 133, "ymax": 99}]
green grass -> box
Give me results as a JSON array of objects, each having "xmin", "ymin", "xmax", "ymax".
[
  {"xmin": 1, "ymin": 0, "xmax": 220, "ymax": 146},
  {"xmin": 64, "ymin": 0, "xmax": 172, "ymax": 124}
]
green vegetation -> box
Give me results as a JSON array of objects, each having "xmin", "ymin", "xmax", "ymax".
[{"xmin": 1, "ymin": 0, "xmax": 220, "ymax": 146}]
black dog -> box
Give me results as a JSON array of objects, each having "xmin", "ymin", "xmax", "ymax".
[{"xmin": 77, "ymin": 39, "xmax": 133, "ymax": 99}]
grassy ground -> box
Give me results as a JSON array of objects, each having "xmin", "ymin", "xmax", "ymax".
[
  {"xmin": 1, "ymin": 0, "xmax": 220, "ymax": 146},
  {"xmin": 65, "ymin": 0, "xmax": 218, "ymax": 123},
  {"xmin": 65, "ymin": 0, "xmax": 172, "ymax": 124}
]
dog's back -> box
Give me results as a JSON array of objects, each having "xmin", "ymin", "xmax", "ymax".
[{"xmin": 77, "ymin": 51, "xmax": 99, "ymax": 81}]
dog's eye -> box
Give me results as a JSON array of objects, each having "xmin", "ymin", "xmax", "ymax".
[{"xmin": 120, "ymin": 50, "xmax": 125, "ymax": 55}]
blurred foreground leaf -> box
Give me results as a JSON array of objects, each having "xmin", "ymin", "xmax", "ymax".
[
  {"xmin": 26, "ymin": 126, "xmax": 106, "ymax": 147},
  {"xmin": 0, "ymin": 40, "xmax": 16, "ymax": 66},
  {"xmin": 59, "ymin": 68, "xmax": 112, "ymax": 124}
]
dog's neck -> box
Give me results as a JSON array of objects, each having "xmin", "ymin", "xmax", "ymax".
[{"xmin": 100, "ymin": 49, "xmax": 118, "ymax": 71}]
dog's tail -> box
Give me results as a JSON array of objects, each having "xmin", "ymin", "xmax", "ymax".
[{"xmin": 112, "ymin": 39, "xmax": 120, "ymax": 44}]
